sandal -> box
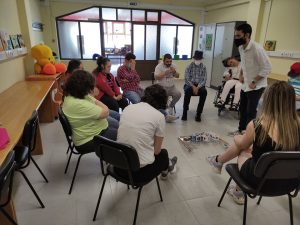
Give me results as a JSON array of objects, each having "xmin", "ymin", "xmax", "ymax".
[
  {"xmin": 230, "ymin": 103, "xmax": 239, "ymax": 111},
  {"xmin": 216, "ymin": 100, "xmax": 225, "ymax": 108}
]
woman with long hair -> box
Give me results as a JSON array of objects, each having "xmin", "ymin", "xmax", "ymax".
[
  {"xmin": 207, "ymin": 81, "xmax": 300, "ymax": 204},
  {"xmin": 93, "ymin": 56, "xmax": 128, "ymax": 112}
]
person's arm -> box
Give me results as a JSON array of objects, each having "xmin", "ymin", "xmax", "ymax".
[
  {"xmin": 95, "ymin": 74, "xmax": 115, "ymax": 97},
  {"xmin": 234, "ymin": 121, "xmax": 255, "ymax": 150},
  {"xmin": 239, "ymin": 69, "xmax": 244, "ymax": 83},
  {"xmin": 154, "ymin": 64, "xmax": 168, "ymax": 80},
  {"xmin": 296, "ymin": 96, "xmax": 300, "ymax": 101},
  {"xmin": 94, "ymin": 98, "xmax": 109, "ymax": 119},
  {"xmin": 154, "ymin": 136, "xmax": 163, "ymax": 155},
  {"xmin": 199, "ymin": 66, "xmax": 207, "ymax": 88},
  {"xmin": 170, "ymin": 65, "xmax": 179, "ymax": 78},
  {"xmin": 184, "ymin": 64, "xmax": 193, "ymax": 86},
  {"xmin": 252, "ymin": 46, "xmax": 272, "ymax": 83},
  {"xmin": 111, "ymin": 75, "xmax": 121, "ymax": 96}
]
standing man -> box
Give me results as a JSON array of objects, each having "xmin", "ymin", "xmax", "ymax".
[
  {"xmin": 182, "ymin": 50, "xmax": 207, "ymax": 122},
  {"xmin": 117, "ymin": 53, "xmax": 144, "ymax": 104},
  {"xmin": 154, "ymin": 54, "xmax": 181, "ymax": 118},
  {"xmin": 229, "ymin": 23, "xmax": 271, "ymax": 136}
]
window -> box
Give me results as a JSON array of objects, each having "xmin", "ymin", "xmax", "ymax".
[{"xmin": 56, "ymin": 7, "xmax": 194, "ymax": 60}]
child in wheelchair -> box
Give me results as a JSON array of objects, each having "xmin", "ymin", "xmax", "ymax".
[{"xmin": 214, "ymin": 57, "xmax": 242, "ymax": 113}]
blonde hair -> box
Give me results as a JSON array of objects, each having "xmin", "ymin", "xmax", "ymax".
[{"xmin": 257, "ymin": 81, "xmax": 300, "ymax": 150}]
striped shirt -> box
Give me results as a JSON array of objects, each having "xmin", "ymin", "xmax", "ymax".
[
  {"xmin": 288, "ymin": 76, "xmax": 300, "ymax": 96},
  {"xmin": 117, "ymin": 65, "xmax": 142, "ymax": 92},
  {"xmin": 184, "ymin": 62, "xmax": 207, "ymax": 87}
]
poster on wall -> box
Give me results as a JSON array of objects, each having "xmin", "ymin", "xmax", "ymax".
[
  {"xmin": 205, "ymin": 34, "xmax": 213, "ymax": 51},
  {"xmin": 264, "ymin": 40, "xmax": 276, "ymax": 51}
]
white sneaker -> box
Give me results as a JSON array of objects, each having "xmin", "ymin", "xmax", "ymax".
[
  {"xmin": 165, "ymin": 114, "xmax": 179, "ymax": 123},
  {"xmin": 227, "ymin": 184, "xmax": 245, "ymax": 205}
]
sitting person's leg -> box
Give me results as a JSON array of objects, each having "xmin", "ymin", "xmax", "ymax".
[
  {"xmin": 219, "ymin": 80, "xmax": 237, "ymax": 105},
  {"xmin": 195, "ymin": 86, "xmax": 207, "ymax": 122},
  {"xmin": 166, "ymin": 86, "xmax": 181, "ymax": 114},
  {"xmin": 233, "ymin": 82, "xmax": 242, "ymax": 105},
  {"xmin": 100, "ymin": 126, "xmax": 118, "ymax": 141},
  {"xmin": 107, "ymin": 116, "xmax": 119, "ymax": 129},
  {"xmin": 117, "ymin": 97, "xmax": 129, "ymax": 110},
  {"xmin": 100, "ymin": 94, "xmax": 119, "ymax": 112},
  {"xmin": 182, "ymin": 85, "xmax": 193, "ymax": 120},
  {"xmin": 123, "ymin": 90, "xmax": 142, "ymax": 104},
  {"xmin": 109, "ymin": 110, "xmax": 120, "ymax": 121},
  {"xmin": 115, "ymin": 149, "xmax": 177, "ymax": 183}
]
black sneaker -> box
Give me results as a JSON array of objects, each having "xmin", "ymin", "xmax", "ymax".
[{"xmin": 168, "ymin": 156, "xmax": 177, "ymax": 174}]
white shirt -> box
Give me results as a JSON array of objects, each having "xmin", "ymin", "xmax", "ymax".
[
  {"xmin": 239, "ymin": 40, "xmax": 272, "ymax": 92},
  {"xmin": 117, "ymin": 103, "xmax": 165, "ymax": 167},
  {"xmin": 154, "ymin": 62, "xmax": 177, "ymax": 87}
]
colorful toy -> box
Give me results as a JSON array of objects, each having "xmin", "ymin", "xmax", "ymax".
[{"xmin": 31, "ymin": 44, "xmax": 66, "ymax": 75}]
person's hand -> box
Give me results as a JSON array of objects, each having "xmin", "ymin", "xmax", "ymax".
[
  {"xmin": 121, "ymin": 78, "xmax": 129, "ymax": 83},
  {"xmin": 192, "ymin": 85, "xmax": 198, "ymax": 95},
  {"xmin": 170, "ymin": 67, "xmax": 176, "ymax": 74},
  {"xmin": 224, "ymin": 74, "xmax": 231, "ymax": 81},
  {"xmin": 113, "ymin": 95, "xmax": 118, "ymax": 100},
  {"xmin": 165, "ymin": 69, "xmax": 171, "ymax": 76},
  {"xmin": 249, "ymin": 82, "xmax": 256, "ymax": 89},
  {"xmin": 130, "ymin": 60, "xmax": 136, "ymax": 71},
  {"xmin": 116, "ymin": 95, "xmax": 122, "ymax": 100}
]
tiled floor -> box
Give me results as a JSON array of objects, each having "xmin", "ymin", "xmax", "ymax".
[{"xmin": 13, "ymin": 80, "xmax": 300, "ymax": 225}]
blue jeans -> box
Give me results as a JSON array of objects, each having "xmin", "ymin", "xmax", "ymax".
[
  {"xmin": 107, "ymin": 110, "xmax": 120, "ymax": 129},
  {"xmin": 123, "ymin": 89, "xmax": 144, "ymax": 104}
]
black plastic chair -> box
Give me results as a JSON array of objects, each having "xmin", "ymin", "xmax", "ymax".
[
  {"xmin": 0, "ymin": 151, "xmax": 17, "ymax": 225},
  {"xmin": 13, "ymin": 110, "xmax": 46, "ymax": 208},
  {"xmin": 92, "ymin": 135, "xmax": 163, "ymax": 225},
  {"xmin": 58, "ymin": 108, "xmax": 94, "ymax": 194},
  {"xmin": 218, "ymin": 151, "xmax": 300, "ymax": 225}
]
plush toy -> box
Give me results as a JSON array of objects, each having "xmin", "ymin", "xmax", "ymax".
[{"xmin": 31, "ymin": 44, "xmax": 66, "ymax": 75}]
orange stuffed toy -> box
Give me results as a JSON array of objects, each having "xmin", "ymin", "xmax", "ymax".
[{"xmin": 31, "ymin": 44, "xmax": 66, "ymax": 75}]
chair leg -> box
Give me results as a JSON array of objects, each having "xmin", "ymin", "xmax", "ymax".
[
  {"xmin": 288, "ymin": 195, "xmax": 294, "ymax": 225},
  {"xmin": 257, "ymin": 196, "xmax": 262, "ymax": 205},
  {"xmin": 66, "ymin": 146, "xmax": 70, "ymax": 155},
  {"xmin": 30, "ymin": 156, "xmax": 48, "ymax": 183},
  {"xmin": 218, "ymin": 177, "xmax": 232, "ymax": 207},
  {"xmin": 155, "ymin": 177, "xmax": 163, "ymax": 202},
  {"xmin": 68, "ymin": 154, "xmax": 83, "ymax": 195},
  {"xmin": 93, "ymin": 175, "xmax": 108, "ymax": 221},
  {"xmin": 243, "ymin": 193, "xmax": 248, "ymax": 225},
  {"xmin": 17, "ymin": 170, "xmax": 45, "ymax": 208},
  {"xmin": 0, "ymin": 208, "xmax": 18, "ymax": 225},
  {"xmin": 64, "ymin": 151, "xmax": 73, "ymax": 174},
  {"xmin": 133, "ymin": 186, "xmax": 143, "ymax": 225}
]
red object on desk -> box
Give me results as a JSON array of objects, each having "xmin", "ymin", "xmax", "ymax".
[{"xmin": 0, "ymin": 127, "xmax": 9, "ymax": 150}]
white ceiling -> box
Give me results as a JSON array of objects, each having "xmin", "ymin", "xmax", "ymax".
[{"xmin": 47, "ymin": 0, "xmax": 228, "ymax": 8}]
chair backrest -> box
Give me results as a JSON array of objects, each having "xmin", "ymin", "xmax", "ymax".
[
  {"xmin": 58, "ymin": 107, "xmax": 73, "ymax": 147},
  {"xmin": 0, "ymin": 151, "xmax": 15, "ymax": 206},
  {"xmin": 93, "ymin": 135, "xmax": 140, "ymax": 176},
  {"xmin": 254, "ymin": 151, "xmax": 300, "ymax": 194},
  {"xmin": 22, "ymin": 110, "xmax": 39, "ymax": 152}
]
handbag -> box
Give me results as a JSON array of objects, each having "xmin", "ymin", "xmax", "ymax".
[{"xmin": 0, "ymin": 127, "xmax": 9, "ymax": 150}]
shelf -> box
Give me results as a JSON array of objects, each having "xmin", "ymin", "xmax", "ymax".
[{"xmin": 0, "ymin": 48, "xmax": 28, "ymax": 64}]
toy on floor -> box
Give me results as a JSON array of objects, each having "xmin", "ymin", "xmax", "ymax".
[{"xmin": 178, "ymin": 131, "xmax": 229, "ymax": 151}]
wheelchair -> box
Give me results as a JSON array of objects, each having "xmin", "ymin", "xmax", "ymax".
[{"xmin": 213, "ymin": 80, "xmax": 240, "ymax": 116}]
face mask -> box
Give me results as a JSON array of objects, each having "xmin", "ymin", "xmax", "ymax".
[
  {"xmin": 194, "ymin": 60, "xmax": 201, "ymax": 65},
  {"xmin": 234, "ymin": 37, "xmax": 247, "ymax": 47},
  {"xmin": 126, "ymin": 63, "xmax": 131, "ymax": 70}
]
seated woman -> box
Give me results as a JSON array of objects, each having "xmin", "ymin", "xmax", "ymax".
[
  {"xmin": 207, "ymin": 81, "xmax": 300, "ymax": 204},
  {"xmin": 217, "ymin": 57, "xmax": 242, "ymax": 110},
  {"xmin": 62, "ymin": 70, "xmax": 118, "ymax": 153},
  {"xmin": 65, "ymin": 59, "xmax": 120, "ymax": 128},
  {"xmin": 116, "ymin": 84, "xmax": 178, "ymax": 181},
  {"xmin": 93, "ymin": 56, "xmax": 129, "ymax": 112}
]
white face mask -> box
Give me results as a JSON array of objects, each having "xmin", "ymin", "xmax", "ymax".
[{"xmin": 194, "ymin": 60, "xmax": 201, "ymax": 65}]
